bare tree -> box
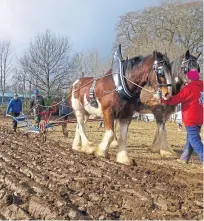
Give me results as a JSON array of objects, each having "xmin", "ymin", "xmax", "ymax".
[
  {"xmin": 101, "ymin": 57, "xmax": 112, "ymax": 74},
  {"xmin": 88, "ymin": 50, "xmax": 102, "ymax": 77},
  {"xmin": 72, "ymin": 50, "xmax": 103, "ymax": 79},
  {"xmin": 19, "ymin": 30, "xmax": 73, "ymax": 98},
  {"xmin": 72, "ymin": 52, "xmax": 89, "ymax": 79},
  {"xmin": 115, "ymin": 1, "xmax": 203, "ymax": 60},
  {"xmin": 0, "ymin": 41, "xmax": 12, "ymax": 106}
]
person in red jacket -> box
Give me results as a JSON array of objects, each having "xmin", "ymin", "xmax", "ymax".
[{"xmin": 162, "ymin": 69, "xmax": 203, "ymax": 163}]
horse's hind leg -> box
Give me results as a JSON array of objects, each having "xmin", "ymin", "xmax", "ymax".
[
  {"xmin": 95, "ymin": 112, "xmax": 114, "ymax": 158},
  {"xmin": 72, "ymin": 123, "xmax": 81, "ymax": 151},
  {"xmin": 75, "ymin": 110, "xmax": 93, "ymax": 153},
  {"xmin": 84, "ymin": 114, "xmax": 89, "ymax": 124},
  {"xmin": 116, "ymin": 118, "xmax": 133, "ymax": 165}
]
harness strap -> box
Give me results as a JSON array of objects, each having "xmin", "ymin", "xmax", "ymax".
[
  {"xmin": 158, "ymin": 83, "xmax": 172, "ymax": 87},
  {"xmin": 89, "ymin": 78, "xmax": 98, "ymax": 108}
]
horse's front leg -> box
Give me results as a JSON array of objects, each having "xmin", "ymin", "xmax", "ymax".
[
  {"xmin": 95, "ymin": 111, "xmax": 114, "ymax": 158},
  {"xmin": 116, "ymin": 118, "xmax": 133, "ymax": 165},
  {"xmin": 150, "ymin": 105, "xmax": 176, "ymax": 156},
  {"xmin": 150, "ymin": 121, "xmax": 175, "ymax": 156},
  {"xmin": 110, "ymin": 120, "xmax": 119, "ymax": 148},
  {"xmin": 150, "ymin": 121, "xmax": 160, "ymax": 153}
]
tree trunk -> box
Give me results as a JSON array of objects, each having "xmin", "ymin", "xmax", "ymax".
[{"xmin": 1, "ymin": 92, "xmax": 4, "ymax": 106}]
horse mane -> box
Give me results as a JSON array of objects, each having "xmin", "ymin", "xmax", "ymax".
[
  {"xmin": 104, "ymin": 51, "xmax": 171, "ymax": 79},
  {"xmin": 124, "ymin": 52, "xmax": 171, "ymax": 72},
  {"xmin": 122, "ymin": 55, "xmax": 149, "ymax": 72}
]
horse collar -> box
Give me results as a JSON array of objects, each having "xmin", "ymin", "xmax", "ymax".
[{"xmin": 111, "ymin": 46, "xmax": 138, "ymax": 101}]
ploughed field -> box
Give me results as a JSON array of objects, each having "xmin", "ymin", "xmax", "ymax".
[{"xmin": 0, "ymin": 118, "xmax": 203, "ymax": 220}]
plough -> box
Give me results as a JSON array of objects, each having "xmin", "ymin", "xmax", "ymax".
[{"xmin": 8, "ymin": 102, "xmax": 103, "ymax": 142}]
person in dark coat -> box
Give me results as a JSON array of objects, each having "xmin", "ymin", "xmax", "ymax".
[
  {"xmin": 30, "ymin": 89, "xmax": 45, "ymax": 126},
  {"xmin": 59, "ymin": 97, "xmax": 69, "ymax": 136},
  {"xmin": 6, "ymin": 93, "xmax": 22, "ymax": 132}
]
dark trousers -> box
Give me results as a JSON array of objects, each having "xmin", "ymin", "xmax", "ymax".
[
  {"xmin": 11, "ymin": 112, "xmax": 20, "ymax": 131},
  {"xmin": 181, "ymin": 125, "xmax": 203, "ymax": 163}
]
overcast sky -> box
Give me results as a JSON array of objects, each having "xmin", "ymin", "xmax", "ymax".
[{"xmin": 0, "ymin": 0, "xmax": 190, "ymax": 60}]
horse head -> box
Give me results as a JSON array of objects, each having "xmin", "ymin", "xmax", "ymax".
[
  {"xmin": 151, "ymin": 50, "xmax": 172, "ymax": 99},
  {"xmin": 172, "ymin": 50, "xmax": 201, "ymax": 94},
  {"xmin": 181, "ymin": 50, "xmax": 201, "ymax": 73}
]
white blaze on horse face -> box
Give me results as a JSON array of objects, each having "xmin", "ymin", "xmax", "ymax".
[
  {"xmin": 84, "ymin": 94, "xmax": 103, "ymax": 117},
  {"xmin": 175, "ymin": 77, "xmax": 179, "ymax": 83},
  {"xmin": 165, "ymin": 72, "xmax": 172, "ymax": 95}
]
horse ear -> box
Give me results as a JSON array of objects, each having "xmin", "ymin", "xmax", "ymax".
[
  {"xmin": 153, "ymin": 50, "xmax": 157, "ymax": 60},
  {"xmin": 185, "ymin": 50, "xmax": 190, "ymax": 59}
]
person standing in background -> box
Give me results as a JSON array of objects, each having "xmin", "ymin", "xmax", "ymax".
[
  {"xmin": 30, "ymin": 89, "xmax": 45, "ymax": 127},
  {"xmin": 59, "ymin": 97, "xmax": 69, "ymax": 136},
  {"xmin": 6, "ymin": 93, "xmax": 22, "ymax": 132}
]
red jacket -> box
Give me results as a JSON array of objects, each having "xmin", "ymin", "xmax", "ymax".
[{"xmin": 162, "ymin": 80, "xmax": 203, "ymax": 126}]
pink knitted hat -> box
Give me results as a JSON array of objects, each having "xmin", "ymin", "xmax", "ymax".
[{"xmin": 186, "ymin": 70, "xmax": 200, "ymax": 80}]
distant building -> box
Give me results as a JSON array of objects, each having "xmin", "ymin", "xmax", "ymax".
[{"xmin": 0, "ymin": 92, "xmax": 29, "ymax": 105}]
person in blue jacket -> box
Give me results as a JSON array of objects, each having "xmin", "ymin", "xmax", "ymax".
[{"xmin": 6, "ymin": 93, "xmax": 22, "ymax": 132}]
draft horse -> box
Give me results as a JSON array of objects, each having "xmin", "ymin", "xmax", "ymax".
[
  {"xmin": 148, "ymin": 49, "xmax": 201, "ymax": 155},
  {"xmin": 70, "ymin": 47, "xmax": 172, "ymax": 165}
]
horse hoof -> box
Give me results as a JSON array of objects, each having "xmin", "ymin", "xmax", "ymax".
[
  {"xmin": 72, "ymin": 145, "xmax": 81, "ymax": 152},
  {"xmin": 160, "ymin": 150, "xmax": 176, "ymax": 157},
  {"xmin": 85, "ymin": 147, "xmax": 95, "ymax": 155},
  {"xmin": 110, "ymin": 140, "xmax": 118, "ymax": 148},
  {"xmin": 116, "ymin": 154, "xmax": 135, "ymax": 165},
  {"xmin": 116, "ymin": 158, "xmax": 135, "ymax": 166},
  {"xmin": 148, "ymin": 147, "xmax": 160, "ymax": 153},
  {"xmin": 80, "ymin": 141, "xmax": 93, "ymax": 153},
  {"xmin": 95, "ymin": 149, "xmax": 108, "ymax": 159}
]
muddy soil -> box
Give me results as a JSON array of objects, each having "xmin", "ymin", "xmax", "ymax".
[{"xmin": 0, "ymin": 124, "xmax": 203, "ymax": 220}]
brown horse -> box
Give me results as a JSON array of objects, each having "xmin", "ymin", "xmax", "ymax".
[
  {"xmin": 70, "ymin": 48, "xmax": 172, "ymax": 165},
  {"xmin": 147, "ymin": 50, "xmax": 202, "ymax": 155},
  {"xmin": 111, "ymin": 50, "xmax": 202, "ymax": 157}
]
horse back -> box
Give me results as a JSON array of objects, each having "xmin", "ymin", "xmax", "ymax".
[{"xmin": 70, "ymin": 75, "xmax": 135, "ymax": 119}]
